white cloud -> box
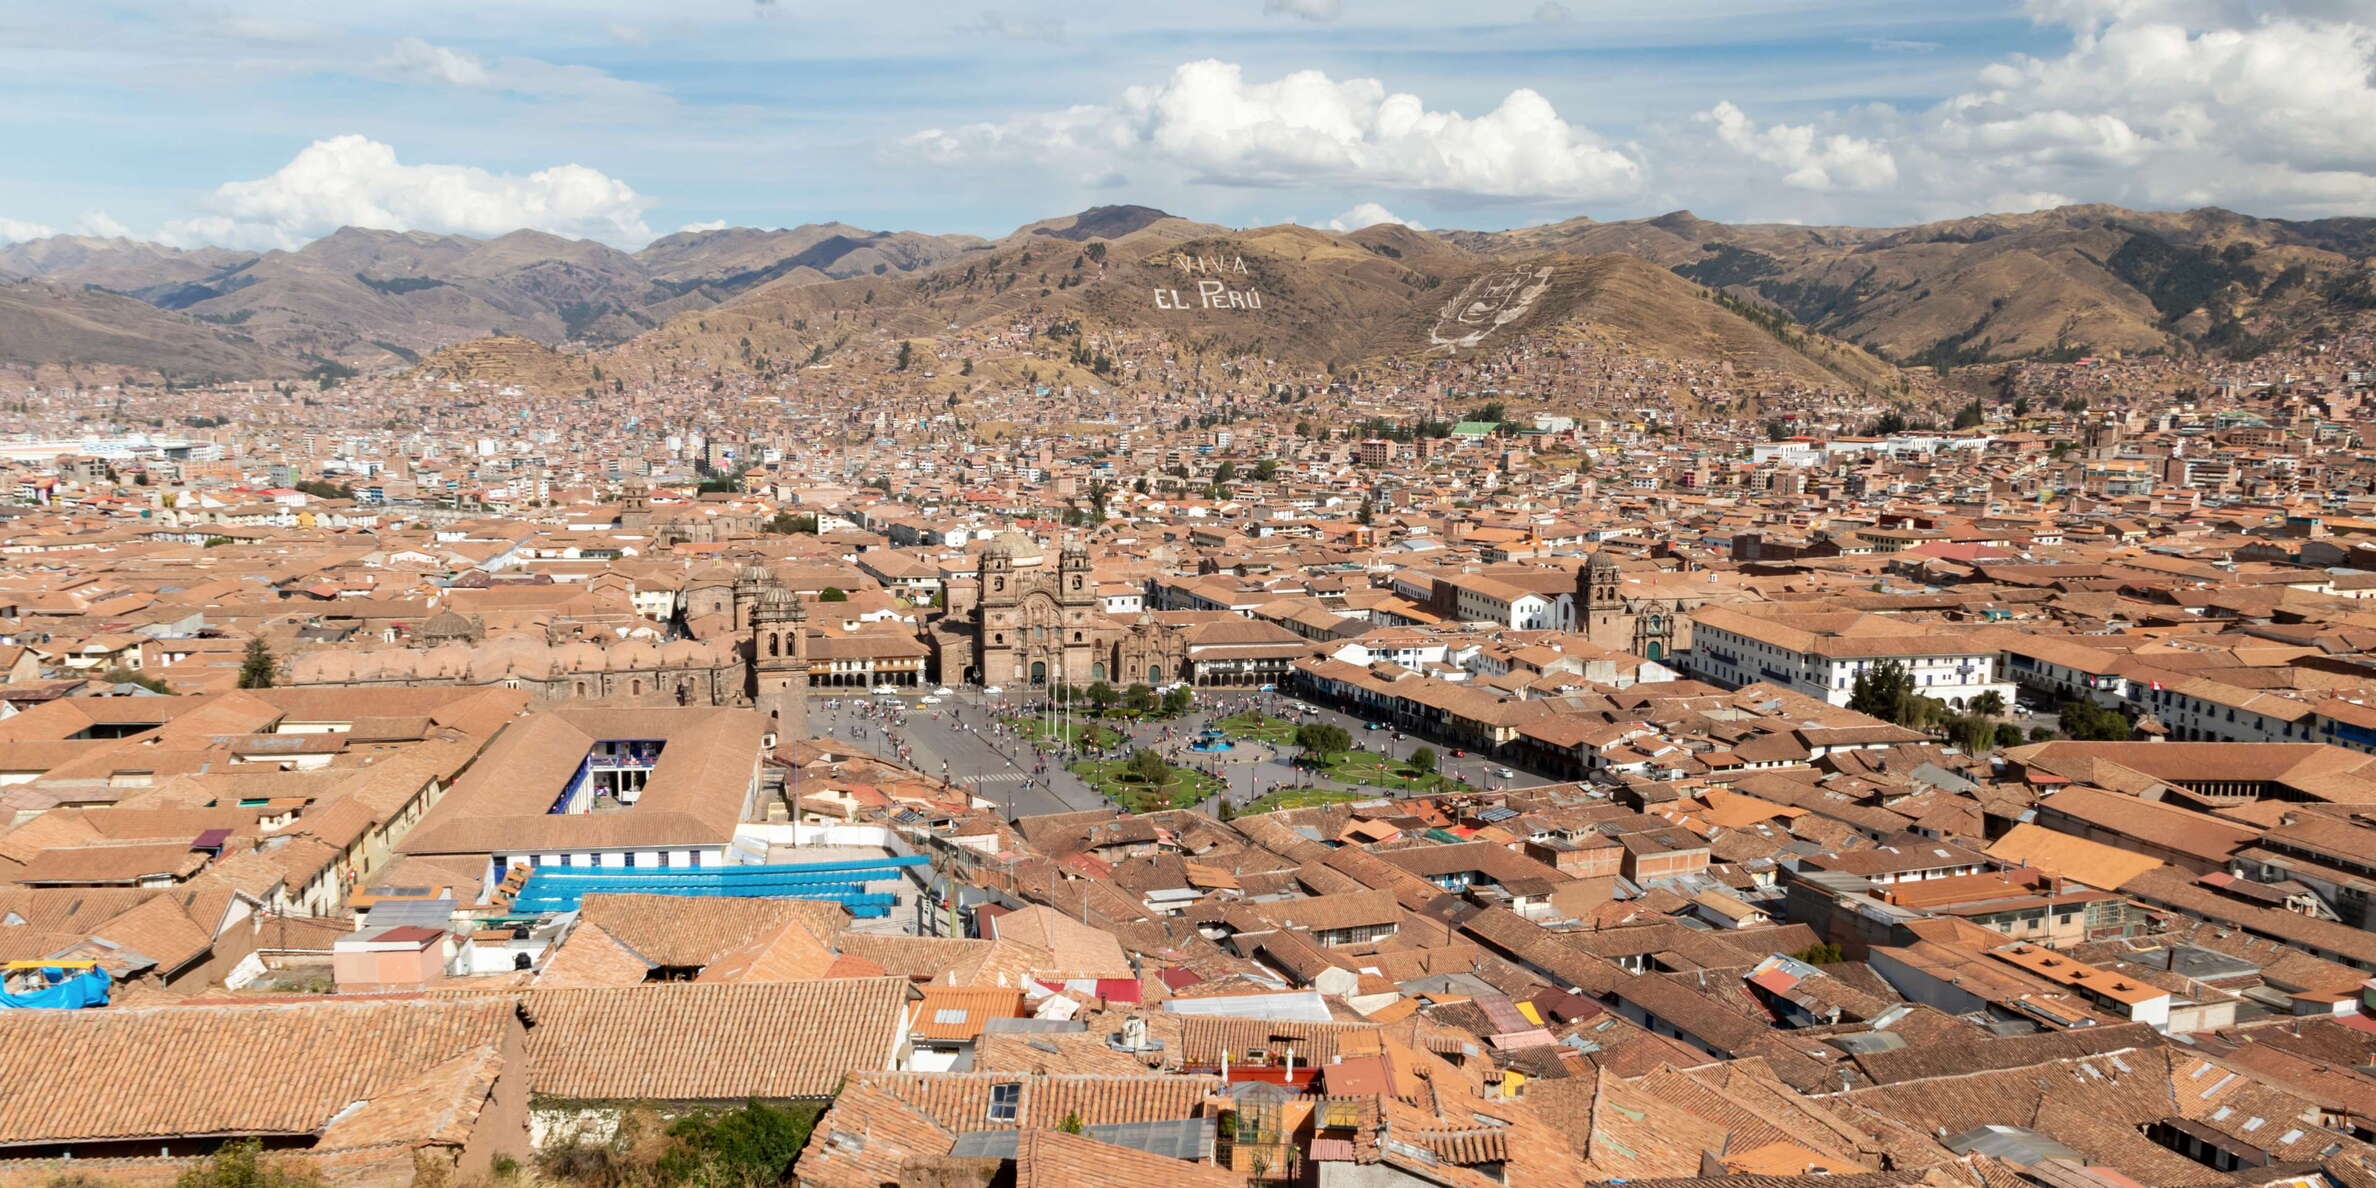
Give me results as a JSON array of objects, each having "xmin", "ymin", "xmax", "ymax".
[
  {"xmin": 1265, "ymin": 0, "xmax": 1344, "ymax": 20},
  {"xmin": 0, "ymin": 217, "xmax": 55, "ymax": 244},
  {"xmin": 386, "ymin": 37, "xmax": 491, "ymax": 87},
  {"xmin": 1326, "ymin": 202, "xmax": 1424, "ymax": 231},
  {"xmin": 75, "ymin": 211, "xmax": 132, "ymax": 238},
  {"xmin": 605, "ymin": 23, "xmax": 648, "ymax": 46},
  {"xmin": 902, "ymin": 60, "xmax": 1642, "ymax": 204},
  {"xmin": 1532, "ymin": 3, "xmax": 1572, "ymax": 22},
  {"xmin": 380, "ymin": 37, "xmax": 669, "ymax": 108},
  {"xmin": 157, "ymin": 135, "xmax": 655, "ymax": 249},
  {"xmin": 1697, "ymin": 101, "xmax": 1898, "ymax": 192},
  {"xmin": 1678, "ymin": 2, "xmax": 2376, "ymax": 219},
  {"xmin": 678, "ymin": 219, "xmax": 730, "ymax": 233}
]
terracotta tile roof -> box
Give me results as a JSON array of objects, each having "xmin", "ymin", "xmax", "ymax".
[
  {"xmin": 490, "ymin": 978, "xmax": 914, "ymax": 1101},
  {"xmin": 0, "ymin": 997, "xmax": 516, "ymax": 1146},
  {"xmin": 570, "ymin": 892, "xmax": 845, "ymax": 970},
  {"xmin": 852, "ymin": 1071, "xmax": 1223, "ymax": 1132},
  {"xmin": 1011, "ymin": 1126, "xmax": 1241, "ymax": 1188},
  {"xmin": 909, "ymin": 986, "xmax": 1027, "ymax": 1041}
]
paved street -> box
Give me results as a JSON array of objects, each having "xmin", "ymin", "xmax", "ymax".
[{"xmin": 809, "ymin": 685, "xmax": 1562, "ymax": 819}]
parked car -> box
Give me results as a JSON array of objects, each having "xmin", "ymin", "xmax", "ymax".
[
  {"xmin": 874, "ymin": 686, "xmax": 902, "ymax": 696},
  {"xmin": 981, "ymin": 685, "xmax": 1005, "ymax": 695},
  {"xmin": 932, "ymin": 687, "xmax": 954, "ymax": 696},
  {"xmin": 1451, "ymin": 749, "xmax": 1467, "ymax": 758},
  {"xmin": 1496, "ymin": 767, "xmax": 1516, "ymax": 779},
  {"xmin": 1365, "ymin": 722, "xmax": 1385, "ymax": 731}
]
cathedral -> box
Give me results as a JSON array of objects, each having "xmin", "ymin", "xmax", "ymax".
[
  {"xmin": 953, "ymin": 535, "xmax": 1181, "ymax": 688},
  {"xmin": 290, "ymin": 560, "xmax": 808, "ymax": 743},
  {"xmin": 1570, "ymin": 549, "xmax": 1741, "ymax": 663}
]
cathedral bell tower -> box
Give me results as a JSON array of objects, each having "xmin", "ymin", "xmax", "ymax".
[
  {"xmin": 619, "ymin": 481, "xmax": 653, "ymax": 533},
  {"xmin": 753, "ymin": 584, "xmax": 809, "ymax": 745},
  {"xmin": 1579, "ymin": 549, "xmax": 1621, "ymax": 623},
  {"xmin": 732, "ymin": 560, "xmax": 772, "ymax": 631},
  {"xmin": 1059, "ymin": 534, "xmax": 1093, "ymax": 606}
]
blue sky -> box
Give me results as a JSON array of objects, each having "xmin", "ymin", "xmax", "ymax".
[{"xmin": 1, "ymin": 0, "xmax": 2369, "ymax": 249}]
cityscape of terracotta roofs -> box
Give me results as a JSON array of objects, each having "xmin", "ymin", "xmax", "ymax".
[{"xmin": 0, "ymin": 300, "xmax": 2375, "ymax": 1188}]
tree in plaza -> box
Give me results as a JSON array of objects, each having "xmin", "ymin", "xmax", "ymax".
[
  {"xmin": 238, "ymin": 638, "xmax": 276, "ymax": 689},
  {"xmin": 1161, "ymin": 686, "xmax": 1193, "ymax": 717},
  {"xmin": 1943, "ymin": 712, "xmax": 1995, "ymax": 755},
  {"xmin": 1993, "ymin": 722, "xmax": 2028, "ymax": 749},
  {"xmin": 1407, "ymin": 746, "xmax": 1437, "ymax": 775},
  {"xmin": 1086, "ymin": 682, "xmax": 1117, "ymax": 713},
  {"xmin": 1123, "ymin": 683, "xmax": 1156, "ymax": 714},
  {"xmin": 1294, "ymin": 723, "xmax": 1350, "ymax": 759},
  {"xmin": 1972, "ymin": 690, "xmax": 2007, "ymax": 718},
  {"xmin": 1124, "ymin": 749, "xmax": 1170, "ymax": 784}
]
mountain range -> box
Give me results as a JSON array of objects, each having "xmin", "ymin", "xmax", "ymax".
[
  {"xmin": 0, "ymin": 222, "xmax": 985, "ymax": 379},
  {"xmin": 2, "ymin": 203, "xmax": 2369, "ymax": 385}
]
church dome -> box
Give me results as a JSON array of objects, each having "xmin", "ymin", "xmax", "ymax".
[{"xmin": 417, "ymin": 608, "xmax": 480, "ymax": 643}]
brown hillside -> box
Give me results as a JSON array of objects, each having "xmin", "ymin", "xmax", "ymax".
[
  {"xmin": 0, "ymin": 280, "xmax": 293, "ymax": 381},
  {"xmin": 408, "ymin": 335, "xmax": 595, "ymax": 394}
]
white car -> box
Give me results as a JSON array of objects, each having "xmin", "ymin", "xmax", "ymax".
[
  {"xmin": 918, "ymin": 696, "xmax": 941, "ymax": 706},
  {"xmin": 981, "ymin": 685, "xmax": 1005, "ymax": 695},
  {"xmin": 932, "ymin": 687, "xmax": 954, "ymax": 696},
  {"xmin": 1496, "ymin": 767, "xmax": 1517, "ymax": 779},
  {"xmin": 874, "ymin": 686, "xmax": 902, "ymax": 696}
]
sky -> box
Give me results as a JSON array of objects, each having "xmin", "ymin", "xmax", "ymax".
[{"xmin": 1, "ymin": 0, "xmax": 2371, "ymax": 251}]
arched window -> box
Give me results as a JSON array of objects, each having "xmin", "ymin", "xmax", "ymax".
[
  {"xmin": 630, "ymin": 679, "xmax": 642, "ymax": 695},
  {"xmin": 767, "ymin": 633, "xmax": 778, "ymax": 657}
]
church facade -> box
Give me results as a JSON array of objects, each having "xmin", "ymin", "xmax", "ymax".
[
  {"xmin": 1570, "ymin": 550, "xmax": 1738, "ymax": 663},
  {"xmin": 959, "ymin": 536, "xmax": 1183, "ymax": 688}
]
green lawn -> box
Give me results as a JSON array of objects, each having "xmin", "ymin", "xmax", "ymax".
[
  {"xmin": 1213, "ymin": 711, "xmax": 1298, "ymax": 746},
  {"xmin": 1070, "ymin": 757, "xmax": 1223, "ymax": 813},
  {"xmin": 1238, "ymin": 786, "xmax": 1375, "ymax": 814},
  {"xmin": 1004, "ymin": 716, "xmax": 1126, "ymax": 751},
  {"xmin": 1305, "ymin": 749, "xmax": 1471, "ymax": 795}
]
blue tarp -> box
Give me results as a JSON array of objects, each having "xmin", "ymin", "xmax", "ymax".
[
  {"xmin": 521, "ymin": 856, "xmax": 926, "ymax": 880},
  {"xmin": 508, "ymin": 856, "xmax": 921, "ymax": 921},
  {"xmin": 0, "ymin": 967, "xmax": 109, "ymax": 1009}
]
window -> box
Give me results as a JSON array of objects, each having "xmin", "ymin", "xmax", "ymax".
[
  {"xmin": 988, "ymin": 1082, "xmax": 1021, "ymax": 1122},
  {"xmin": 932, "ymin": 1008, "xmax": 969, "ymax": 1024}
]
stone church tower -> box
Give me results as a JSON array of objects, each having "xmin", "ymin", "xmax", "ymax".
[
  {"xmin": 619, "ymin": 481, "xmax": 653, "ymax": 533},
  {"xmin": 752, "ymin": 583, "xmax": 809, "ymax": 744},
  {"xmin": 1575, "ymin": 549, "xmax": 1679, "ymax": 663},
  {"xmin": 732, "ymin": 561, "xmax": 772, "ymax": 631}
]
